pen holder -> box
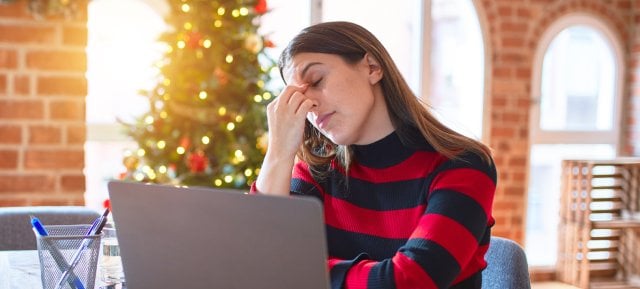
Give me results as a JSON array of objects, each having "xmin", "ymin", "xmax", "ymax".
[{"xmin": 36, "ymin": 225, "xmax": 101, "ymax": 289}]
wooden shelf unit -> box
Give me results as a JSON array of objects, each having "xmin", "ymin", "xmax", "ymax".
[{"xmin": 557, "ymin": 159, "xmax": 640, "ymax": 289}]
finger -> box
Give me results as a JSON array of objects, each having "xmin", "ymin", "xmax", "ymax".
[
  {"xmin": 277, "ymin": 84, "xmax": 308, "ymax": 104},
  {"xmin": 296, "ymin": 98, "xmax": 317, "ymax": 115}
]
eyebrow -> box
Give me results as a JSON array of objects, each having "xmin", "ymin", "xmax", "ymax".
[{"xmin": 299, "ymin": 62, "xmax": 322, "ymax": 80}]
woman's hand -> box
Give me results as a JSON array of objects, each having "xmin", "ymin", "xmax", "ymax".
[
  {"xmin": 265, "ymin": 84, "xmax": 316, "ymax": 159},
  {"xmin": 255, "ymin": 84, "xmax": 316, "ymax": 196}
]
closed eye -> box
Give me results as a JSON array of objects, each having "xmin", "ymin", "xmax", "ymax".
[{"xmin": 310, "ymin": 78, "xmax": 323, "ymax": 87}]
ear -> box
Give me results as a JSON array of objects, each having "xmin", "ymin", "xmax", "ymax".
[{"xmin": 364, "ymin": 53, "xmax": 383, "ymax": 84}]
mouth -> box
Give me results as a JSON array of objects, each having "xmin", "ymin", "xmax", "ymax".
[{"xmin": 315, "ymin": 112, "xmax": 335, "ymax": 130}]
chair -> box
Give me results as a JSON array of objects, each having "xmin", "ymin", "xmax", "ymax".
[
  {"xmin": 482, "ymin": 236, "xmax": 531, "ymax": 289},
  {"xmin": 0, "ymin": 206, "xmax": 101, "ymax": 250}
]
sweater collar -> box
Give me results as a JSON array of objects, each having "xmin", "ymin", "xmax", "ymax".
[{"xmin": 352, "ymin": 130, "xmax": 416, "ymax": 168}]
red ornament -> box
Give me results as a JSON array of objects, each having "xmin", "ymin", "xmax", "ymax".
[
  {"xmin": 187, "ymin": 149, "xmax": 208, "ymax": 173},
  {"xmin": 186, "ymin": 31, "xmax": 202, "ymax": 49},
  {"xmin": 264, "ymin": 38, "xmax": 275, "ymax": 48},
  {"xmin": 254, "ymin": 0, "xmax": 267, "ymax": 14}
]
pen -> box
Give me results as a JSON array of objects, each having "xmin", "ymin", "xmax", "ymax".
[
  {"xmin": 31, "ymin": 215, "xmax": 86, "ymax": 289},
  {"xmin": 54, "ymin": 208, "xmax": 110, "ymax": 289}
]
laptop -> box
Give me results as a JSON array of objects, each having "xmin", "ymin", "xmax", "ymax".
[{"xmin": 107, "ymin": 180, "xmax": 330, "ymax": 289}]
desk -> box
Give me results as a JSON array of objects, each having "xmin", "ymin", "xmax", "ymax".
[
  {"xmin": 0, "ymin": 250, "xmax": 41, "ymax": 289},
  {"xmin": 0, "ymin": 250, "xmax": 111, "ymax": 289}
]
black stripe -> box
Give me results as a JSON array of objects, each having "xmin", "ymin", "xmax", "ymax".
[
  {"xmin": 319, "ymin": 170, "xmax": 428, "ymax": 210},
  {"xmin": 291, "ymin": 177, "xmax": 323, "ymax": 199},
  {"xmin": 431, "ymin": 151, "xmax": 497, "ymax": 184},
  {"xmin": 400, "ymin": 239, "xmax": 461, "ymax": 289},
  {"xmin": 426, "ymin": 189, "xmax": 489, "ymax": 241},
  {"xmin": 368, "ymin": 259, "xmax": 397, "ymax": 289},
  {"xmin": 326, "ymin": 226, "xmax": 407, "ymax": 260}
]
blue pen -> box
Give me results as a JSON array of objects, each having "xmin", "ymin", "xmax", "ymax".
[
  {"xmin": 31, "ymin": 216, "xmax": 86, "ymax": 289},
  {"xmin": 54, "ymin": 208, "xmax": 110, "ymax": 289}
]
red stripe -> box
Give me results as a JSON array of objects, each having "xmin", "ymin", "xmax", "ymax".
[
  {"xmin": 324, "ymin": 194, "xmax": 425, "ymax": 238},
  {"xmin": 348, "ymin": 151, "xmax": 447, "ymax": 183},
  {"xmin": 327, "ymin": 257, "xmax": 343, "ymax": 272},
  {"xmin": 392, "ymin": 252, "xmax": 438, "ymax": 289},
  {"xmin": 410, "ymin": 214, "xmax": 478, "ymax": 266},
  {"xmin": 429, "ymin": 168, "xmax": 495, "ymax": 215},
  {"xmin": 344, "ymin": 260, "xmax": 375, "ymax": 289}
]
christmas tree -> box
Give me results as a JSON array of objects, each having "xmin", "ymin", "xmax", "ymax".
[{"xmin": 122, "ymin": 0, "xmax": 274, "ymax": 189}]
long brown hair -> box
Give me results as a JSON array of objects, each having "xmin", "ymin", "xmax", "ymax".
[{"xmin": 278, "ymin": 21, "xmax": 492, "ymax": 174}]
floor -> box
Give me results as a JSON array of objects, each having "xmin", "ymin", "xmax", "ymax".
[{"xmin": 532, "ymin": 282, "xmax": 580, "ymax": 289}]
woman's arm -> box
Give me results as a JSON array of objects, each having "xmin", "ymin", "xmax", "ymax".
[{"xmin": 254, "ymin": 84, "xmax": 314, "ymax": 196}]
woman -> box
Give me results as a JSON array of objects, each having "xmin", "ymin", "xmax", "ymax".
[{"xmin": 252, "ymin": 21, "xmax": 496, "ymax": 289}]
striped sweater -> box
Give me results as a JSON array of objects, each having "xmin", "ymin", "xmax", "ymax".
[{"xmin": 290, "ymin": 130, "xmax": 496, "ymax": 289}]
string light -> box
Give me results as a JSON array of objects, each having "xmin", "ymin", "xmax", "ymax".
[
  {"xmin": 253, "ymin": 94, "xmax": 262, "ymax": 102},
  {"xmin": 225, "ymin": 54, "xmax": 234, "ymax": 63},
  {"xmin": 231, "ymin": 9, "xmax": 240, "ymax": 17},
  {"xmin": 163, "ymin": 79, "xmax": 171, "ymax": 86},
  {"xmin": 177, "ymin": 147, "xmax": 186, "ymax": 155},
  {"xmin": 214, "ymin": 179, "xmax": 223, "ymax": 186},
  {"xmin": 158, "ymin": 166, "xmax": 168, "ymax": 174},
  {"xmin": 235, "ymin": 115, "xmax": 243, "ymax": 122},
  {"xmin": 218, "ymin": 107, "xmax": 227, "ymax": 115},
  {"xmin": 203, "ymin": 39, "xmax": 212, "ymax": 48},
  {"xmin": 184, "ymin": 22, "xmax": 193, "ymax": 30},
  {"xmin": 214, "ymin": 20, "xmax": 223, "ymax": 28},
  {"xmin": 244, "ymin": 169, "xmax": 253, "ymax": 177},
  {"xmin": 144, "ymin": 115, "xmax": 154, "ymax": 124},
  {"xmin": 136, "ymin": 148, "xmax": 146, "ymax": 157},
  {"xmin": 181, "ymin": 3, "xmax": 190, "ymax": 12},
  {"xmin": 157, "ymin": 140, "xmax": 166, "ymax": 149},
  {"xmin": 239, "ymin": 7, "xmax": 249, "ymax": 16},
  {"xmin": 202, "ymin": 136, "xmax": 210, "ymax": 145},
  {"xmin": 217, "ymin": 7, "xmax": 226, "ymax": 15},
  {"xmin": 198, "ymin": 91, "xmax": 208, "ymax": 100},
  {"xmin": 224, "ymin": 175, "xmax": 233, "ymax": 183},
  {"xmin": 160, "ymin": 111, "xmax": 168, "ymax": 118},
  {"xmin": 256, "ymin": 80, "xmax": 265, "ymax": 88},
  {"xmin": 262, "ymin": 92, "xmax": 272, "ymax": 100},
  {"xmin": 226, "ymin": 122, "xmax": 236, "ymax": 131},
  {"xmin": 177, "ymin": 40, "xmax": 186, "ymax": 49}
]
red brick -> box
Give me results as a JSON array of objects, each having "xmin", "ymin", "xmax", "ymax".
[
  {"xmin": 0, "ymin": 49, "xmax": 17, "ymax": 69},
  {"xmin": 28, "ymin": 125, "xmax": 62, "ymax": 144},
  {"xmin": 493, "ymin": 80, "xmax": 527, "ymax": 94},
  {"xmin": 13, "ymin": 75, "xmax": 30, "ymax": 95},
  {"xmin": 0, "ymin": 24, "xmax": 57, "ymax": 44},
  {"xmin": 26, "ymin": 50, "xmax": 86, "ymax": 71},
  {"xmin": 500, "ymin": 21, "xmax": 528, "ymax": 33},
  {"xmin": 50, "ymin": 99, "xmax": 85, "ymax": 120},
  {"xmin": 493, "ymin": 67, "xmax": 512, "ymax": 78},
  {"xmin": 0, "ymin": 150, "xmax": 19, "ymax": 169},
  {"xmin": 0, "ymin": 175, "xmax": 57, "ymax": 193},
  {"xmin": 61, "ymin": 174, "xmax": 85, "ymax": 191},
  {"xmin": 497, "ymin": 5, "xmax": 512, "ymax": 17},
  {"xmin": 66, "ymin": 124, "xmax": 86, "ymax": 144},
  {"xmin": 24, "ymin": 149, "xmax": 84, "ymax": 169},
  {"xmin": 0, "ymin": 125, "xmax": 22, "ymax": 144},
  {"xmin": 0, "ymin": 198, "xmax": 29, "ymax": 207},
  {"xmin": 37, "ymin": 76, "xmax": 87, "ymax": 96},
  {"xmin": 0, "ymin": 100, "xmax": 44, "ymax": 120},
  {"xmin": 491, "ymin": 126, "xmax": 516, "ymax": 138},
  {"xmin": 63, "ymin": 25, "xmax": 87, "ymax": 46},
  {"xmin": 502, "ymin": 36, "xmax": 525, "ymax": 48},
  {"xmin": 0, "ymin": 74, "xmax": 6, "ymax": 94},
  {"xmin": 516, "ymin": 67, "xmax": 531, "ymax": 79},
  {"xmin": 0, "ymin": 1, "xmax": 31, "ymax": 19}
]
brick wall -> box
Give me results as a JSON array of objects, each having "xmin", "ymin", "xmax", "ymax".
[
  {"xmin": 476, "ymin": 0, "xmax": 636, "ymax": 244},
  {"xmin": 0, "ymin": 0, "xmax": 87, "ymax": 206}
]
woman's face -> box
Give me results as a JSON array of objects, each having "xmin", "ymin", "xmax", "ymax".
[{"xmin": 282, "ymin": 52, "xmax": 392, "ymax": 145}]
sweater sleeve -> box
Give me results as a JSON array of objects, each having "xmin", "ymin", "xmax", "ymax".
[{"xmin": 332, "ymin": 153, "xmax": 496, "ymax": 289}]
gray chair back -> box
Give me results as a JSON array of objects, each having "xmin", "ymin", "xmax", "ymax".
[
  {"xmin": 482, "ymin": 236, "xmax": 531, "ymax": 289},
  {"xmin": 0, "ymin": 206, "xmax": 100, "ymax": 250}
]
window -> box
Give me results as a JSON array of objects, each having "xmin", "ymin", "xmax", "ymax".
[
  {"xmin": 526, "ymin": 15, "xmax": 623, "ymax": 266},
  {"xmin": 85, "ymin": 0, "xmax": 168, "ymax": 209},
  {"xmin": 430, "ymin": 0, "xmax": 485, "ymax": 139}
]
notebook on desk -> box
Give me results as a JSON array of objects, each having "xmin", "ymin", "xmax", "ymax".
[{"xmin": 107, "ymin": 180, "xmax": 330, "ymax": 289}]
